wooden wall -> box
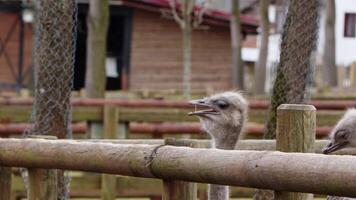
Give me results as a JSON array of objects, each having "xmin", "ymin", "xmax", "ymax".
[
  {"xmin": 0, "ymin": 13, "xmax": 33, "ymax": 86},
  {"xmin": 0, "ymin": 7, "xmax": 256, "ymax": 92},
  {"xmin": 130, "ymin": 10, "xmax": 235, "ymax": 92}
]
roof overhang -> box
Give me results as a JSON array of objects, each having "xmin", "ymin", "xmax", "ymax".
[{"xmin": 121, "ymin": 0, "xmax": 258, "ymax": 35}]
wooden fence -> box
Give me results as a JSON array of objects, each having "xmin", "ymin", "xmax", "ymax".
[
  {"xmin": 0, "ymin": 98, "xmax": 354, "ymax": 138},
  {"xmin": 1, "ymin": 99, "xmax": 356, "ymax": 199},
  {"xmin": 0, "ymin": 103, "xmax": 356, "ymax": 200}
]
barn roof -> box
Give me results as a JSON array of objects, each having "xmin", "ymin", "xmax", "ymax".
[
  {"xmin": 120, "ymin": 0, "xmax": 259, "ymax": 34},
  {"xmin": 0, "ymin": 0, "xmax": 259, "ymax": 34}
]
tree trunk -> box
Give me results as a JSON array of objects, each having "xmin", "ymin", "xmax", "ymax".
[
  {"xmin": 264, "ymin": 0, "xmax": 320, "ymax": 139},
  {"xmin": 323, "ymin": 0, "xmax": 337, "ymax": 87},
  {"xmin": 85, "ymin": 0, "xmax": 109, "ymax": 98},
  {"xmin": 181, "ymin": 0, "xmax": 193, "ymax": 100},
  {"xmin": 31, "ymin": 0, "xmax": 77, "ymax": 198},
  {"xmin": 254, "ymin": 0, "xmax": 270, "ymax": 94},
  {"xmin": 230, "ymin": 0, "xmax": 244, "ymax": 90},
  {"xmin": 182, "ymin": 23, "xmax": 192, "ymax": 100}
]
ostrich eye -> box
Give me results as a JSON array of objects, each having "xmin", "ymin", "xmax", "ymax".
[
  {"xmin": 216, "ymin": 100, "xmax": 229, "ymax": 109},
  {"xmin": 335, "ymin": 129, "xmax": 350, "ymax": 140}
]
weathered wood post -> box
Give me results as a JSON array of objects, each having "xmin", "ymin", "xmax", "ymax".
[
  {"xmin": 275, "ymin": 104, "xmax": 316, "ymax": 200},
  {"xmin": 350, "ymin": 62, "xmax": 356, "ymax": 88},
  {"xmin": 101, "ymin": 105, "xmax": 119, "ymax": 200},
  {"xmin": 0, "ymin": 133, "xmax": 11, "ymax": 200},
  {"xmin": 28, "ymin": 135, "xmax": 58, "ymax": 200},
  {"xmin": 0, "ymin": 162, "xmax": 11, "ymax": 200},
  {"xmin": 162, "ymin": 138, "xmax": 197, "ymax": 200}
]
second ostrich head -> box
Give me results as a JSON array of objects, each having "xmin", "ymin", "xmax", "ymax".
[
  {"xmin": 323, "ymin": 108, "xmax": 356, "ymax": 154},
  {"xmin": 189, "ymin": 91, "xmax": 248, "ymax": 149}
]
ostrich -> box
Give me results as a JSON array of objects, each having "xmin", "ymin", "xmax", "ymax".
[
  {"xmin": 323, "ymin": 108, "xmax": 356, "ymax": 200},
  {"xmin": 189, "ymin": 91, "xmax": 247, "ymax": 200},
  {"xmin": 323, "ymin": 108, "xmax": 356, "ymax": 154}
]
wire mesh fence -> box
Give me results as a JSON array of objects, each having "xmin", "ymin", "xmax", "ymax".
[
  {"xmin": 23, "ymin": 0, "xmax": 77, "ymax": 199},
  {"xmin": 254, "ymin": 0, "xmax": 321, "ymax": 199},
  {"xmin": 264, "ymin": 0, "xmax": 320, "ymax": 139}
]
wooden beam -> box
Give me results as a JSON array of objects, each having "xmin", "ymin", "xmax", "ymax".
[
  {"xmin": 0, "ymin": 167, "xmax": 11, "ymax": 200},
  {"xmin": 0, "ymin": 105, "xmax": 345, "ymax": 127},
  {"xmin": 28, "ymin": 168, "xmax": 57, "ymax": 200},
  {"xmin": 1, "ymin": 139, "xmax": 356, "ymax": 197},
  {"xmin": 27, "ymin": 135, "xmax": 58, "ymax": 200},
  {"xmin": 101, "ymin": 105, "xmax": 119, "ymax": 200},
  {"xmin": 275, "ymin": 104, "xmax": 315, "ymax": 200},
  {"xmin": 162, "ymin": 138, "xmax": 198, "ymax": 200}
]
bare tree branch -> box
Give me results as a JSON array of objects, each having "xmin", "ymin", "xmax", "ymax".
[
  {"xmin": 169, "ymin": 0, "xmax": 184, "ymax": 28},
  {"xmin": 193, "ymin": 0, "xmax": 209, "ymax": 28},
  {"xmin": 187, "ymin": 0, "xmax": 196, "ymax": 15}
]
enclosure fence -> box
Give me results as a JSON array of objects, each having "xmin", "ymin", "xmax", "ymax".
[
  {"xmin": 265, "ymin": 0, "xmax": 320, "ymax": 139},
  {"xmin": 24, "ymin": 0, "xmax": 77, "ymax": 199}
]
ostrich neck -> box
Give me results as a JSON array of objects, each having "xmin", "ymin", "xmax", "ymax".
[{"xmin": 211, "ymin": 127, "xmax": 241, "ymax": 150}]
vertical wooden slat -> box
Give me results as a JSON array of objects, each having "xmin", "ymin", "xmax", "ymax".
[
  {"xmin": 162, "ymin": 138, "xmax": 197, "ymax": 200},
  {"xmin": 350, "ymin": 62, "xmax": 356, "ymax": 87},
  {"xmin": 101, "ymin": 105, "xmax": 119, "ymax": 200},
  {"xmin": 337, "ymin": 64, "xmax": 345, "ymax": 89},
  {"xmin": 0, "ymin": 166, "xmax": 11, "ymax": 200},
  {"xmin": 28, "ymin": 169, "xmax": 57, "ymax": 200},
  {"xmin": 28, "ymin": 136, "xmax": 58, "ymax": 200},
  {"xmin": 275, "ymin": 104, "xmax": 316, "ymax": 200}
]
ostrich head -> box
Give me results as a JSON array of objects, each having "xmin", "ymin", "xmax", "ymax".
[
  {"xmin": 323, "ymin": 109, "xmax": 356, "ymax": 154},
  {"xmin": 188, "ymin": 91, "xmax": 248, "ymax": 149}
]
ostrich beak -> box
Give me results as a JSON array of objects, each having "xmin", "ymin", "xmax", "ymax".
[
  {"xmin": 188, "ymin": 99, "xmax": 220, "ymax": 116},
  {"xmin": 322, "ymin": 140, "xmax": 348, "ymax": 154}
]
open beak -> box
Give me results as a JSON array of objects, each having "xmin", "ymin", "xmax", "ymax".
[
  {"xmin": 322, "ymin": 141, "xmax": 348, "ymax": 154},
  {"xmin": 188, "ymin": 99, "xmax": 220, "ymax": 116}
]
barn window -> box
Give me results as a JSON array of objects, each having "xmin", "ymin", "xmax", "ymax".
[{"xmin": 344, "ymin": 13, "xmax": 356, "ymax": 38}]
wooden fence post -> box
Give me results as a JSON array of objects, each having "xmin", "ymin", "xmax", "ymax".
[
  {"xmin": 101, "ymin": 105, "xmax": 119, "ymax": 200},
  {"xmin": 0, "ymin": 134, "xmax": 11, "ymax": 200},
  {"xmin": 162, "ymin": 138, "xmax": 197, "ymax": 200},
  {"xmin": 0, "ymin": 167, "xmax": 11, "ymax": 200},
  {"xmin": 117, "ymin": 117, "xmax": 129, "ymax": 140},
  {"xmin": 337, "ymin": 64, "xmax": 345, "ymax": 89},
  {"xmin": 28, "ymin": 135, "xmax": 58, "ymax": 200},
  {"xmin": 350, "ymin": 62, "xmax": 356, "ymax": 88},
  {"xmin": 275, "ymin": 104, "xmax": 316, "ymax": 200}
]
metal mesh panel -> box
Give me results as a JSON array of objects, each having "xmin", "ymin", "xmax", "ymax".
[
  {"xmin": 264, "ymin": 0, "xmax": 320, "ymax": 139},
  {"xmin": 23, "ymin": 0, "xmax": 77, "ymax": 199},
  {"xmin": 254, "ymin": 1, "xmax": 320, "ymax": 199}
]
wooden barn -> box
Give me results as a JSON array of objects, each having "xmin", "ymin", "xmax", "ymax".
[{"xmin": 0, "ymin": 0, "xmax": 258, "ymax": 93}]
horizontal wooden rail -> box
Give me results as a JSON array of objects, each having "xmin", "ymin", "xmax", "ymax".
[
  {"xmin": 0, "ymin": 138, "xmax": 356, "ymax": 197},
  {"xmin": 0, "ymin": 122, "xmax": 332, "ymax": 137},
  {"xmin": 0, "ymin": 98, "xmax": 355, "ymax": 110},
  {"xmin": 0, "ymin": 104, "xmax": 346, "ymax": 127},
  {"xmin": 79, "ymin": 139, "xmax": 356, "ymax": 155},
  {"xmin": 11, "ymin": 174, "xmax": 255, "ymax": 198}
]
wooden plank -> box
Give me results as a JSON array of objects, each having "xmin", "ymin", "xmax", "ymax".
[
  {"xmin": 27, "ymin": 135, "xmax": 58, "ymax": 200},
  {"xmin": 101, "ymin": 105, "xmax": 119, "ymax": 200},
  {"xmin": 162, "ymin": 138, "xmax": 198, "ymax": 200},
  {"xmin": 28, "ymin": 168, "xmax": 57, "ymax": 200},
  {"xmin": 163, "ymin": 181, "xmax": 197, "ymax": 200},
  {"xmin": 275, "ymin": 104, "xmax": 316, "ymax": 200},
  {"xmin": 2, "ymin": 139, "xmax": 356, "ymax": 197},
  {"xmin": 0, "ymin": 104, "xmax": 346, "ymax": 127},
  {"xmin": 0, "ymin": 167, "xmax": 11, "ymax": 200}
]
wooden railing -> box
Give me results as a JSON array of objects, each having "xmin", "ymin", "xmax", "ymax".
[{"xmin": 0, "ymin": 103, "xmax": 356, "ymax": 200}]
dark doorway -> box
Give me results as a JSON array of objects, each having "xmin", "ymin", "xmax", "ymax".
[{"xmin": 73, "ymin": 4, "xmax": 132, "ymax": 91}]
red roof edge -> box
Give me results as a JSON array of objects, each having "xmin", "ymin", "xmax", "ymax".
[{"xmin": 122, "ymin": 0, "xmax": 259, "ymax": 33}]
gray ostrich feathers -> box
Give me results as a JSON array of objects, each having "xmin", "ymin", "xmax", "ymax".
[
  {"xmin": 323, "ymin": 108, "xmax": 356, "ymax": 200},
  {"xmin": 189, "ymin": 91, "xmax": 247, "ymax": 200}
]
